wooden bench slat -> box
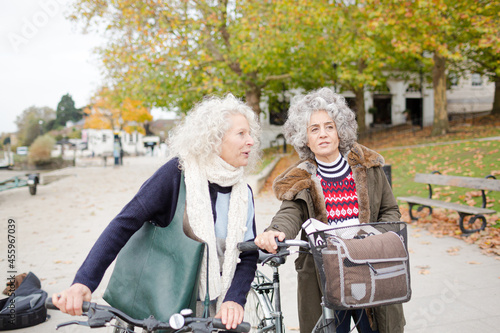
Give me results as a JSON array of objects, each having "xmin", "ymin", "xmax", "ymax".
[
  {"xmin": 413, "ymin": 173, "xmax": 500, "ymax": 191},
  {"xmin": 397, "ymin": 196, "xmax": 496, "ymax": 215}
]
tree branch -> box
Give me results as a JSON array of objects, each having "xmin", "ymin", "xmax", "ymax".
[{"xmin": 263, "ymin": 74, "xmax": 292, "ymax": 83}]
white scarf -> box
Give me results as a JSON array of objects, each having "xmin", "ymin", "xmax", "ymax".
[{"xmin": 183, "ymin": 155, "xmax": 249, "ymax": 310}]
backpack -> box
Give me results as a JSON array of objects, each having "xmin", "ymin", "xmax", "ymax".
[{"xmin": 0, "ymin": 272, "xmax": 48, "ymax": 330}]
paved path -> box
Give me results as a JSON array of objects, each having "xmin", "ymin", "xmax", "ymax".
[
  {"xmin": 1, "ymin": 156, "xmax": 499, "ymax": 332},
  {"xmin": 252, "ymin": 190, "xmax": 500, "ymax": 333}
]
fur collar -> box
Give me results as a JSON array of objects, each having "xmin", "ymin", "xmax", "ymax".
[
  {"xmin": 347, "ymin": 142, "xmax": 385, "ymax": 169},
  {"xmin": 273, "ymin": 143, "xmax": 384, "ymax": 224}
]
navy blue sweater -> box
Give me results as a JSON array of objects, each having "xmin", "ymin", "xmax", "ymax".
[{"xmin": 73, "ymin": 158, "xmax": 258, "ymax": 306}]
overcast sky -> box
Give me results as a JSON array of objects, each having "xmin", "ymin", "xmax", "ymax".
[
  {"xmin": 0, "ymin": 1, "xmax": 104, "ymax": 134},
  {"xmin": 0, "ymin": 0, "xmax": 172, "ymax": 135}
]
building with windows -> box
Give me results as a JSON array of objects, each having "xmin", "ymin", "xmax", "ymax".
[
  {"xmin": 447, "ymin": 74, "xmax": 495, "ymax": 116},
  {"xmin": 82, "ymin": 129, "xmax": 149, "ymax": 156},
  {"xmin": 258, "ymin": 73, "xmax": 494, "ymax": 148}
]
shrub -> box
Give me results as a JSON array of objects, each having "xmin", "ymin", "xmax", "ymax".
[{"xmin": 28, "ymin": 135, "xmax": 55, "ymax": 166}]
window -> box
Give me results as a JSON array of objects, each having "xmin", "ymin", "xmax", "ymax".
[
  {"xmin": 471, "ymin": 73, "xmax": 483, "ymax": 86},
  {"xmin": 448, "ymin": 73, "xmax": 458, "ymax": 87},
  {"xmin": 268, "ymin": 94, "xmax": 289, "ymax": 126}
]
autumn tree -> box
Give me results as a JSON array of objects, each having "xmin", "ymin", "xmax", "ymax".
[
  {"xmin": 372, "ymin": 0, "xmax": 500, "ymax": 136},
  {"xmin": 28, "ymin": 135, "xmax": 56, "ymax": 166},
  {"xmin": 459, "ymin": 1, "xmax": 500, "ymax": 116},
  {"xmin": 84, "ymin": 87, "xmax": 153, "ymax": 134},
  {"xmin": 69, "ymin": 0, "xmax": 343, "ymax": 116},
  {"xmin": 15, "ymin": 106, "xmax": 56, "ymax": 146},
  {"xmin": 466, "ymin": 47, "xmax": 500, "ymax": 116},
  {"xmin": 325, "ymin": 2, "xmax": 405, "ymax": 134}
]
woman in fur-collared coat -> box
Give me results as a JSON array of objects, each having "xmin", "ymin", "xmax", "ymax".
[{"xmin": 255, "ymin": 88, "xmax": 405, "ymax": 333}]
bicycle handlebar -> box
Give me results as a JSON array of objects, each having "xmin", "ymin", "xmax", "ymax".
[
  {"xmin": 237, "ymin": 239, "xmax": 310, "ymax": 252},
  {"xmin": 46, "ymin": 298, "xmax": 91, "ymax": 312},
  {"xmin": 45, "ymin": 298, "xmax": 251, "ymax": 332},
  {"xmin": 237, "ymin": 241, "xmax": 259, "ymax": 251}
]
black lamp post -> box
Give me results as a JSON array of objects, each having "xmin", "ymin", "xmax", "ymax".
[{"xmin": 419, "ymin": 61, "xmax": 424, "ymax": 129}]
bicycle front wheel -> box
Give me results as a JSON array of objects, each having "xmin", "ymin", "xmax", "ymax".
[{"xmin": 245, "ymin": 288, "xmax": 273, "ymax": 333}]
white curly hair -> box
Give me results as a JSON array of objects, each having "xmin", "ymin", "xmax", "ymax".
[
  {"xmin": 284, "ymin": 87, "xmax": 358, "ymax": 160},
  {"xmin": 168, "ymin": 94, "xmax": 261, "ymax": 171}
]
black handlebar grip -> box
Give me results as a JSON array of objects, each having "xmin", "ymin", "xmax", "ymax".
[
  {"xmin": 212, "ymin": 319, "xmax": 251, "ymax": 333},
  {"xmin": 82, "ymin": 301, "xmax": 91, "ymax": 312},
  {"xmin": 45, "ymin": 298, "xmax": 92, "ymax": 313},
  {"xmin": 45, "ymin": 298, "xmax": 58, "ymax": 310},
  {"xmin": 237, "ymin": 241, "xmax": 259, "ymax": 252}
]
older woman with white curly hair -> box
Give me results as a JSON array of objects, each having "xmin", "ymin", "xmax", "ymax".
[
  {"xmin": 255, "ymin": 87, "xmax": 405, "ymax": 333},
  {"xmin": 53, "ymin": 94, "xmax": 261, "ymax": 330}
]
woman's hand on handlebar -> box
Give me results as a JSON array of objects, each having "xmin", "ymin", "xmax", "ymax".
[
  {"xmin": 215, "ymin": 301, "xmax": 244, "ymax": 330},
  {"xmin": 254, "ymin": 230, "xmax": 286, "ymax": 254},
  {"xmin": 51, "ymin": 283, "xmax": 91, "ymax": 316}
]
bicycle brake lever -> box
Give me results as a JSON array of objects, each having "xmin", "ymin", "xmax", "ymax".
[
  {"xmin": 261, "ymin": 250, "xmax": 289, "ymax": 265},
  {"xmin": 56, "ymin": 319, "xmax": 90, "ymax": 329},
  {"xmin": 86, "ymin": 309, "xmax": 116, "ymax": 328},
  {"xmin": 56, "ymin": 307, "xmax": 115, "ymax": 329},
  {"xmin": 261, "ymin": 255, "xmax": 275, "ymax": 265}
]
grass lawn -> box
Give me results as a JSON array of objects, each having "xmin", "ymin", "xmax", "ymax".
[{"xmin": 383, "ymin": 139, "xmax": 500, "ymax": 214}]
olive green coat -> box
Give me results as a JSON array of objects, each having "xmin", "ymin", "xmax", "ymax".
[{"xmin": 266, "ymin": 143, "xmax": 405, "ymax": 333}]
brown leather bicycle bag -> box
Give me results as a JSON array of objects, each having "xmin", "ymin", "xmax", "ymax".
[{"xmin": 321, "ymin": 229, "xmax": 411, "ymax": 310}]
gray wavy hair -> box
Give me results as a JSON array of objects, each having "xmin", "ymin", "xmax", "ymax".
[
  {"xmin": 284, "ymin": 87, "xmax": 358, "ymax": 160},
  {"xmin": 168, "ymin": 94, "xmax": 261, "ymax": 171}
]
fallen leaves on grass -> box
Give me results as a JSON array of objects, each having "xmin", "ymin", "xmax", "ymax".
[{"xmin": 262, "ymin": 152, "xmax": 300, "ymax": 193}]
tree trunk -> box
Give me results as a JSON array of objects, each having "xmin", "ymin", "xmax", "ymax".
[
  {"xmin": 492, "ymin": 76, "xmax": 500, "ymax": 116},
  {"xmin": 431, "ymin": 52, "xmax": 449, "ymax": 136},
  {"xmin": 354, "ymin": 87, "xmax": 366, "ymax": 135},
  {"xmin": 245, "ymin": 82, "xmax": 262, "ymax": 116}
]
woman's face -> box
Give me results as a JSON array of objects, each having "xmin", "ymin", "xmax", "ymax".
[
  {"xmin": 219, "ymin": 113, "xmax": 254, "ymax": 168},
  {"xmin": 306, "ymin": 110, "xmax": 340, "ymax": 163}
]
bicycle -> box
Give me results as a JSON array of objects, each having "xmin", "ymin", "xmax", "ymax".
[
  {"xmin": 241, "ymin": 239, "xmax": 308, "ymax": 333},
  {"xmin": 45, "ymin": 298, "xmax": 251, "ymax": 333},
  {"xmin": 240, "ymin": 240, "xmax": 340, "ymax": 333},
  {"xmin": 240, "ymin": 220, "xmax": 410, "ymax": 333}
]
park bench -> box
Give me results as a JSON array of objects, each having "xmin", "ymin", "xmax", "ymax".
[{"xmin": 398, "ymin": 172, "xmax": 500, "ymax": 234}]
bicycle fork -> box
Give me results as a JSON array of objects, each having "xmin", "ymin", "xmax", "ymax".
[
  {"xmin": 254, "ymin": 265, "xmax": 285, "ymax": 333},
  {"xmin": 312, "ymin": 298, "xmax": 336, "ymax": 333}
]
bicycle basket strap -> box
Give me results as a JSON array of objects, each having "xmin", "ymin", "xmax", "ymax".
[
  {"xmin": 322, "ymin": 231, "xmax": 411, "ymax": 310},
  {"xmin": 103, "ymin": 172, "xmax": 205, "ymax": 322}
]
